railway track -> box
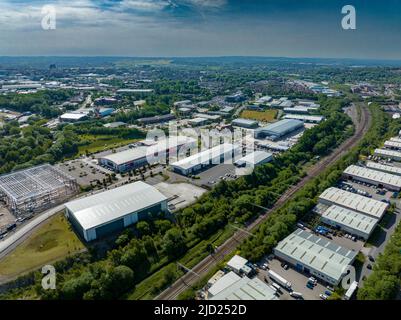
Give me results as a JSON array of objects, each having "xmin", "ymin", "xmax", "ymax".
[{"xmin": 156, "ymin": 103, "xmax": 371, "ymax": 300}]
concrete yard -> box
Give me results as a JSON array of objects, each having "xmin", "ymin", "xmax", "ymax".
[
  {"xmin": 154, "ymin": 182, "xmax": 207, "ymax": 211},
  {"xmin": 0, "ymin": 205, "xmax": 14, "ymax": 231}
]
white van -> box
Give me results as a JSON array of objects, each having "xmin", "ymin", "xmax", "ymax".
[{"xmin": 290, "ymin": 291, "xmax": 303, "ymax": 299}]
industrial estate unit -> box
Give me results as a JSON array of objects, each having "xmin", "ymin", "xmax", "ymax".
[{"xmin": 65, "ymin": 181, "xmax": 168, "ymax": 242}]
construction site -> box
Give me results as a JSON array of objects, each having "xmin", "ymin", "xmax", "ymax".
[{"xmin": 0, "ymin": 164, "xmax": 78, "ymax": 216}]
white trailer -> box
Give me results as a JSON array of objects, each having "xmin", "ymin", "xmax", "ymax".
[
  {"xmin": 267, "ymin": 270, "xmax": 292, "ymax": 290},
  {"xmin": 344, "ymin": 281, "xmax": 358, "ymax": 300}
]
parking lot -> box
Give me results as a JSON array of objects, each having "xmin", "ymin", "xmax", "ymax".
[
  {"xmin": 56, "ymin": 159, "xmax": 113, "ymax": 187},
  {"xmin": 256, "ymin": 258, "xmax": 331, "ymax": 300},
  {"xmin": 195, "ymin": 164, "xmax": 237, "ymax": 187}
]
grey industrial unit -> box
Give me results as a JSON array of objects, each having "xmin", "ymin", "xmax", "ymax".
[
  {"xmin": 65, "ymin": 181, "xmax": 168, "ymax": 242},
  {"xmin": 254, "ymin": 119, "xmax": 304, "ymax": 140},
  {"xmin": 274, "ymin": 229, "xmax": 358, "ymax": 285}
]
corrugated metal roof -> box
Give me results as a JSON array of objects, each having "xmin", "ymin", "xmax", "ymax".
[
  {"xmin": 274, "ymin": 229, "xmax": 357, "ymax": 282},
  {"xmin": 210, "ymin": 275, "xmax": 278, "ymax": 300},
  {"xmin": 256, "ymin": 119, "xmax": 303, "ymax": 136},
  {"xmin": 321, "ymin": 205, "xmax": 378, "ymax": 236},
  {"xmin": 384, "ymin": 140, "xmax": 401, "ymax": 150},
  {"xmin": 65, "ymin": 181, "xmax": 167, "ymax": 230},
  {"xmin": 318, "ymin": 187, "xmax": 388, "ymax": 219},
  {"xmin": 374, "ymin": 148, "xmax": 401, "ymax": 159},
  {"xmin": 235, "ymin": 151, "xmax": 272, "ymax": 166},
  {"xmin": 344, "ymin": 165, "xmax": 401, "ymax": 189},
  {"xmin": 366, "ymin": 161, "xmax": 401, "ymax": 176},
  {"xmin": 100, "ymin": 136, "xmax": 196, "ymax": 166}
]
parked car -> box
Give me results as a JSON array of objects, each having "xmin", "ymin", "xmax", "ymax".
[
  {"xmin": 306, "ymin": 282, "xmax": 314, "ymax": 290},
  {"xmin": 367, "ymin": 264, "xmax": 373, "ymax": 270},
  {"xmin": 283, "ymin": 264, "xmax": 289, "ymax": 270},
  {"xmin": 324, "ymin": 290, "xmax": 332, "ymax": 296},
  {"xmin": 319, "ymin": 294, "xmax": 328, "ymax": 300}
]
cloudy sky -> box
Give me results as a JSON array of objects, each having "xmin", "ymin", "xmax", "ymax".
[{"xmin": 1, "ymin": 0, "xmax": 401, "ymax": 59}]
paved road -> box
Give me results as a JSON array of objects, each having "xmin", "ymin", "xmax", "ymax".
[{"xmin": 155, "ymin": 103, "xmax": 371, "ymax": 300}]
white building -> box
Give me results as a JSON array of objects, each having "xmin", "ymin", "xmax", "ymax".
[
  {"xmin": 318, "ymin": 187, "xmax": 388, "ymax": 219},
  {"xmin": 65, "ymin": 181, "xmax": 168, "ymax": 241},
  {"xmin": 170, "ymin": 143, "xmax": 241, "ymax": 176},
  {"xmin": 366, "ymin": 161, "xmax": 401, "ymax": 176},
  {"xmin": 274, "ymin": 229, "xmax": 358, "ymax": 285},
  {"xmin": 283, "ymin": 114, "xmax": 325, "ymax": 123},
  {"xmin": 60, "ymin": 112, "xmax": 88, "ymax": 123},
  {"xmin": 343, "ymin": 165, "xmax": 401, "ymax": 191},
  {"xmin": 234, "ymin": 151, "xmax": 273, "ymax": 168},
  {"xmin": 384, "ymin": 140, "xmax": 401, "ymax": 150},
  {"xmin": 374, "ymin": 148, "xmax": 401, "ymax": 161},
  {"xmin": 209, "ymin": 274, "xmax": 278, "ymax": 300},
  {"xmin": 320, "ymin": 205, "xmax": 379, "ymax": 239}
]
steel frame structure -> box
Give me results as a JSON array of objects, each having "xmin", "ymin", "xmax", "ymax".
[{"xmin": 0, "ymin": 164, "xmax": 78, "ymax": 215}]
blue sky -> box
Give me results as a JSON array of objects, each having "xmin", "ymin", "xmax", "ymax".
[{"xmin": 1, "ymin": 0, "xmax": 401, "ymax": 59}]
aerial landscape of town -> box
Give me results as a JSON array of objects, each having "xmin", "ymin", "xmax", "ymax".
[{"xmin": 0, "ymin": 0, "xmax": 400, "ymax": 310}]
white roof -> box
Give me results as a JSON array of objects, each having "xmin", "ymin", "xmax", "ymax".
[
  {"xmin": 344, "ymin": 165, "xmax": 401, "ymax": 189},
  {"xmin": 283, "ymin": 114, "xmax": 324, "ymax": 122},
  {"xmin": 274, "ymin": 229, "xmax": 357, "ymax": 282},
  {"xmin": 321, "ymin": 205, "xmax": 378, "ymax": 236},
  {"xmin": 208, "ymin": 271, "xmax": 241, "ymax": 296},
  {"xmin": 188, "ymin": 117, "xmax": 207, "ymax": 124},
  {"xmin": 227, "ymin": 255, "xmax": 248, "ymax": 271},
  {"xmin": 171, "ymin": 143, "xmax": 241, "ymax": 171},
  {"xmin": 235, "ymin": 151, "xmax": 272, "ymax": 166},
  {"xmin": 65, "ymin": 181, "xmax": 167, "ymax": 230},
  {"xmin": 319, "ymin": 187, "xmax": 388, "ymax": 219},
  {"xmin": 384, "ymin": 140, "xmax": 401, "ymax": 150},
  {"xmin": 366, "ymin": 161, "xmax": 401, "ymax": 176},
  {"xmin": 374, "ymin": 148, "xmax": 401, "ymax": 159},
  {"xmin": 390, "ymin": 137, "xmax": 401, "ymax": 143},
  {"xmin": 60, "ymin": 113, "xmax": 87, "ymax": 120},
  {"xmin": 210, "ymin": 276, "xmax": 278, "ymax": 300},
  {"xmin": 100, "ymin": 136, "xmax": 196, "ymax": 166}
]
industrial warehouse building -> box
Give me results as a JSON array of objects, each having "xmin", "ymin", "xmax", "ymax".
[
  {"xmin": 234, "ymin": 151, "xmax": 273, "ymax": 168},
  {"xmin": 254, "ymin": 119, "xmax": 304, "ymax": 140},
  {"xmin": 343, "ymin": 165, "xmax": 401, "ymax": 191},
  {"xmin": 384, "ymin": 140, "xmax": 401, "ymax": 150},
  {"xmin": 320, "ymin": 205, "xmax": 379, "ymax": 240},
  {"xmin": 318, "ymin": 187, "xmax": 388, "ymax": 219},
  {"xmin": 366, "ymin": 161, "xmax": 401, "ymax": 176},
  {"xmin": 0, "ymin": 164, "xmax": 78, "ymax": 215},
  {"xmin": 374, "ymin": 148, "xmax": 401, "ymax": 161},
  {"xmin": 59, "ymin": 112, "xmax": 88, "ymax": 123},
  {"xmin": 274, "ymin": 229, "xmax": 358, "ymax": 285},
  {"xmin": 209, "ymin": 273, "xmax": 278, "ymax": 300},
  {"xmin": 283, "ymin": 114, "xmax": 325, "ymax": 124},
  {"xmin": 170, "ymin": 143, "xmax": 241, "ymax": 176},
  {"xmin": 99, "ymin": 136, "xmax": 196, "ymax": 173},
  {"xmin": 390, "ymin": 137, "xmax": 401, "ymax": 144},
  {"xmin": 231, "ymin": 118, "xmax": 259, "ymax": 129},
  {"xmin": 65, "ymin": 181, "xmax": 168, "ymax": 242}
]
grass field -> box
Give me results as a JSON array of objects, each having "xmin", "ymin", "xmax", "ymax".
[
  {"xmin": 78, "ymin": 134, "xmax": 141, "ymax": 155},
  {"xmin": 0, "ymin": 213, "xmax": 85, "ymax": 281},
  {"xmin": 240, "ymin": 109, "xmax": 278, "ymax": 122}
]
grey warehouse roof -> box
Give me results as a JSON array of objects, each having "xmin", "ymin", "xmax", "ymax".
[
  {"xmin": 256, "ymin": 119, "xmax": 303, "ymax": 136},
  {"xmin": 344, "ymin": 165, "xmax": 401, "ymax": 189},
  {"xmin": 319, "ymin": 187, "xmax": 388, "ymax": 219},
  {"xmin": 366, "ymin": 161, "xmax": 401, "ymax": 176},
  {"xmin": 322, "ymin": 205, "xmax": 378, "ymax": 236},
  {"xmin": 235, "ymin": 151, "xmax": 272, "ymax": 166},
  {"xmin": 65, "ymin": 181, "xmax": 167, "ymax": 230},
  {"xmin": 210, "ymin": 275, "xmax": 278, "ymax": 300},
  {"xmin": 274, "ymin": 229, "xmax": 357, "ymax": 282}
]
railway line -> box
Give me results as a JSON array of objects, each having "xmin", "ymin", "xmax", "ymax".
[{"xmin": 156, "ymin": 103, "xmax": 371, "ymax": 300}]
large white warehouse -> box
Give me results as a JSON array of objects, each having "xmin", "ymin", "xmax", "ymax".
[
  {"xmin": 65, "ymin": 181, "xmax": 168, "ymax": 242},
  {"xmin": 274, "ymin": 229, "xmax": 358, "ymax": 285},
  {"xmin": 170, "ymin": 143, "xmax": 241, "ymax": 176},
  {"xmin": 343, "ymin": 165, "xmax": 401, "ymax": 191},
  {"xmin": 384, "ymin": 140, "xmax": 401, "ymax": 150},
  {"xmin": 318, "ymin": 187, "xmax": 388, "ymax": 219},
  {"xmin": 320, "ymin": 205, "xmax": 379, "ymax": 240},
  {"xmin": 234, "ymin": 151, "xmax": 273, "ymax": 168},
  {"xmin": 99, "ymin": 136, "xmax": 196, "ymax": 173}
]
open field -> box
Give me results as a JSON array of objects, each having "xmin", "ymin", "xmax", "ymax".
[
  {"xmin": 240, "ymin": 109, "xmax": 278, "ymax": 122},
  {"xmin": 78, "ymin": 134, "xmax": 141, "ymax": 155},
  {"xmin": 0, "ymin": 213, "xmax": 85, "ymax": 282}
]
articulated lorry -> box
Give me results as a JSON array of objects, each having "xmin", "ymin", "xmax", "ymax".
[{"xmin": 267, "ymin": 270, "xmax": 292, "ymax": 290}]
